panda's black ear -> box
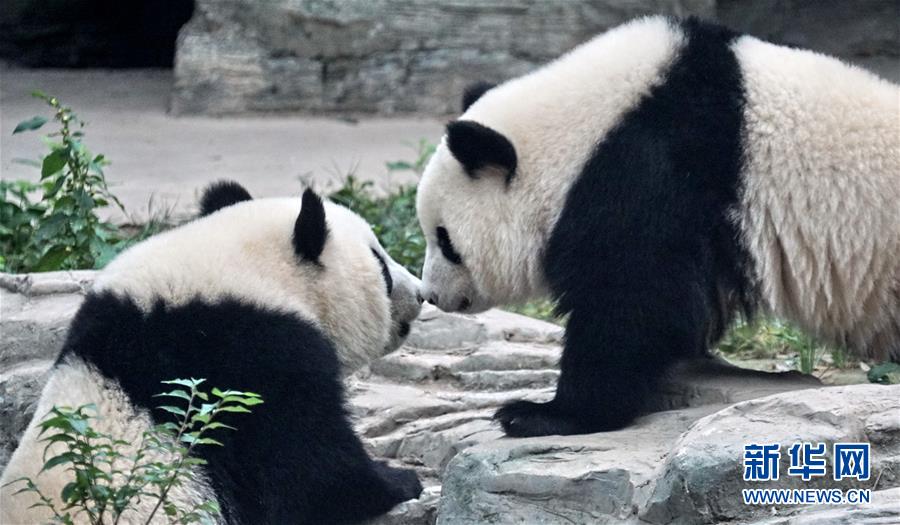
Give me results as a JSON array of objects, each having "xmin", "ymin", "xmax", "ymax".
[
  {"xmin": 199, "ymin": 180, "xmax": 252, "ymax": 216},
  {"xmin": 461, "ymin": 81, "xmax": 496, "ymax": 112},
  {"xmin": 293, "ymin": 189, "xmax": 328, "ymax": 264},
  {"xmin": 446, "ymin": 120, "xmax": 517, "ymax": 183}
]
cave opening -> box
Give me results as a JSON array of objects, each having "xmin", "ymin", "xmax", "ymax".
[{"xmin": 0, "ymin": 0, "xmax": 195, "ymax": 68}]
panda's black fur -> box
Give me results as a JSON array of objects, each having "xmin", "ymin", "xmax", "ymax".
[{"xmin": 538, "ymin": 18, "xmax": 750, "ymax": 430}]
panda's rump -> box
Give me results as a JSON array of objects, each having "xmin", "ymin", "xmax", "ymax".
[
  {"xmin": 734, "ymin": 36, "xmax": 900, "ymax": 359},
  {"xmin": 0, "ymin": 358, "xmax": 215, "ymax": 524}
]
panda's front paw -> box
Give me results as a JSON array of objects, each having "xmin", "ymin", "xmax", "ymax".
[
  {"xmin": 374, "ymin": 461, "xmax": 423, "ymax": 502},
  {"xmin": 494, "ymin": 400, "xmax": 583, "ymax": 437}
]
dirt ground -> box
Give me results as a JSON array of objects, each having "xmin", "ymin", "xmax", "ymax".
[{"xmin": 0, "ymin": 67, "xmax": 444, "ymax": 222}]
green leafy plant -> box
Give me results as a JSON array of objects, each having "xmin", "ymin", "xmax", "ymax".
[
  {"xmin": 0, "ymin": 179, "xmax": 44, "ymax": 271},
  {"xmin": 4, "ymin": 379, "xmax": 262, "ymax": 525},
  {"xmin": 2, "ymin": 92, "xmax": 124, "ymax": 272}
]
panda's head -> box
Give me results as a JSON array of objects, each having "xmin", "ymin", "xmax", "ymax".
[
  {"xmin": 417, "ymin": 84, "xmax": 553, "ymax": 313},
  {"xmin": 96, "ymin": 181, "xmax": 422, "ymax": 370}
]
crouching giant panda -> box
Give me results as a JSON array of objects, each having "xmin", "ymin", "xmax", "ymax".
[
  {"xmin": 416, "ymin": 16, "xmax": 900, "ymax": 437},
  {"xmin": 0, "ymin": 182, "xmax": 424, "ymax": 524}
]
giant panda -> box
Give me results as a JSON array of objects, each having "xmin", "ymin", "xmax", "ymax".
[
  {"xmin": 0, "ymin": 181, "xmax": 424, "ymax": 524},
  {"xmin": 416, "ymin": 16, "xmax": 900, "ymax": 437}
]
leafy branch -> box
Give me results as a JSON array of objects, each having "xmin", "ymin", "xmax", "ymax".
[
  {"xmin": 3, "ymin": 92, "xmax": 123, "ymax": 272},
  {"xmin": 4, "ymin": 379, "xmax": 262, "ymax": 525}
]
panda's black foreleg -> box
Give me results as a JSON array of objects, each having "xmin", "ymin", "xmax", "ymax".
[
  {"xmin": 372, "ymin": 460, "xmax": 425, "ymax": 502},
  {"xmin": 496, "ymin": 270, "xmax": 711, "ymax": 437},
  {"xmin": 303, "ymin": 445, "xmax": 424, "ymax": 524}
]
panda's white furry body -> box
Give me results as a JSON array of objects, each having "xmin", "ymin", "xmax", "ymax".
[
  {"xmin": 1, "ymin": 183, "xmax": 423, "ymax": 524},
  {"xmin": 417, "ymin": 16, "xmax": 899, "ymax": 436},
  {"xmin": 734, "ymin": 36, "xmax": 900, "ymax": 357}
]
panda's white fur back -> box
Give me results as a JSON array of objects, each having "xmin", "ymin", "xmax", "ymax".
[{"xmin": 734, "ymin": 36, "xmax": 900, "ymax": 359}]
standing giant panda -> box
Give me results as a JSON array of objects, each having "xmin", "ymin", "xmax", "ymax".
[
  {"xmin": 0, "ymin": 182, "xmax": 424, "ymax": 524},
  {"xmin": 416, "ymin": 16, "xmax": 900, "ymax": 437}
]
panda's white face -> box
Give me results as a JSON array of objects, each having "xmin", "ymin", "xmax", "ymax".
[
  {"xmin": 95, "ymin": 188, "xmax": 421, "ymax": 371},
  {"xmin": 317, "ymin": 199, "xmax": 423, "ymax": 357},
  {"xmin": 417, "ymin": 142, "xmax": 551, "ymax": 313}
]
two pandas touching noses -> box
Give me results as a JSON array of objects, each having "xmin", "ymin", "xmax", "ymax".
[{"xmin": 3, "ymin": 14, "xmax": 899, "ymax": 525}]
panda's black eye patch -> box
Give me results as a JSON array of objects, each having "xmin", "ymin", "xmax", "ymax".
[
  {"xmin": 436, "ymin": 226, "xmax": 463, "ymax": 265},
  {"xmin": 371, "ymin": 249, "xmax": 393, "ymax": 296}
]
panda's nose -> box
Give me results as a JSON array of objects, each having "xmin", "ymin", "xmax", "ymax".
[
  {"xmin": 415, "ymin": 291, "xmax": 425, "ymax": 305},
  {"xmin": 427, "ymin": 293, "xmax": 439, "ymax": 306}
]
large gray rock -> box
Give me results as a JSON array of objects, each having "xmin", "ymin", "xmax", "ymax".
[
  {"xmin": 0, "ymin": 360, "xmax": 52, "ymax": 468},
  {"xmin": 0, "ymin": 271, "xmax": 95, "ymax": 468},
  {"xmin": 0, "ymin": 271, "xmax": 94, "ymax": 368},
  {"xmin": 2, "ymin": 270, "xmax": 898, "ymax": 525},
  {"xmin": 171, "ymin": 0, "xmax": 716, "ymax": 115},
  {"xmin": 433, "ymin": 367, "xmax": 830, "ymax": 525},
  {"xmin": 172, "ymin": 0, "xmax": 898, "ymax": 116},
  {"xmin": 437, "ymin": 407, "xmax": 712, "ymax": 525},
  {"xmin": 642, "ymin": 384, "xmax": 900, "ymax": 524}
]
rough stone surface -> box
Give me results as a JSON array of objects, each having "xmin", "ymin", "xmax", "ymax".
[
  {"xmin": 0, "ymin": 360, "xmax": 52, "ymax": 469},
  {"xmin": 2, "ymin": 270, "xmax": 898, "ymax": 524},
  {"xmin": 172, "ymin": 0, "xmax": 717, "ymax": 115},
  {"xmin": 718, "ymin": 0, "xmax": 900, "ymax": 83},
  {"xmin": 0, "ymin": 271, "xmax": 94, "ymax": 368},
  {"xmin": 641, "ymin": 384, "xmax": 900, "ymax": 524},
  {"xmin": 172, "ymin": 0, "xmax": 898, "ymax": 116}
]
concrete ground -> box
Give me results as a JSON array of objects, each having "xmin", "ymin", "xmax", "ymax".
[{"xmin": 0, "ymin": 68, "xmax": 443, "ymax": 222}]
